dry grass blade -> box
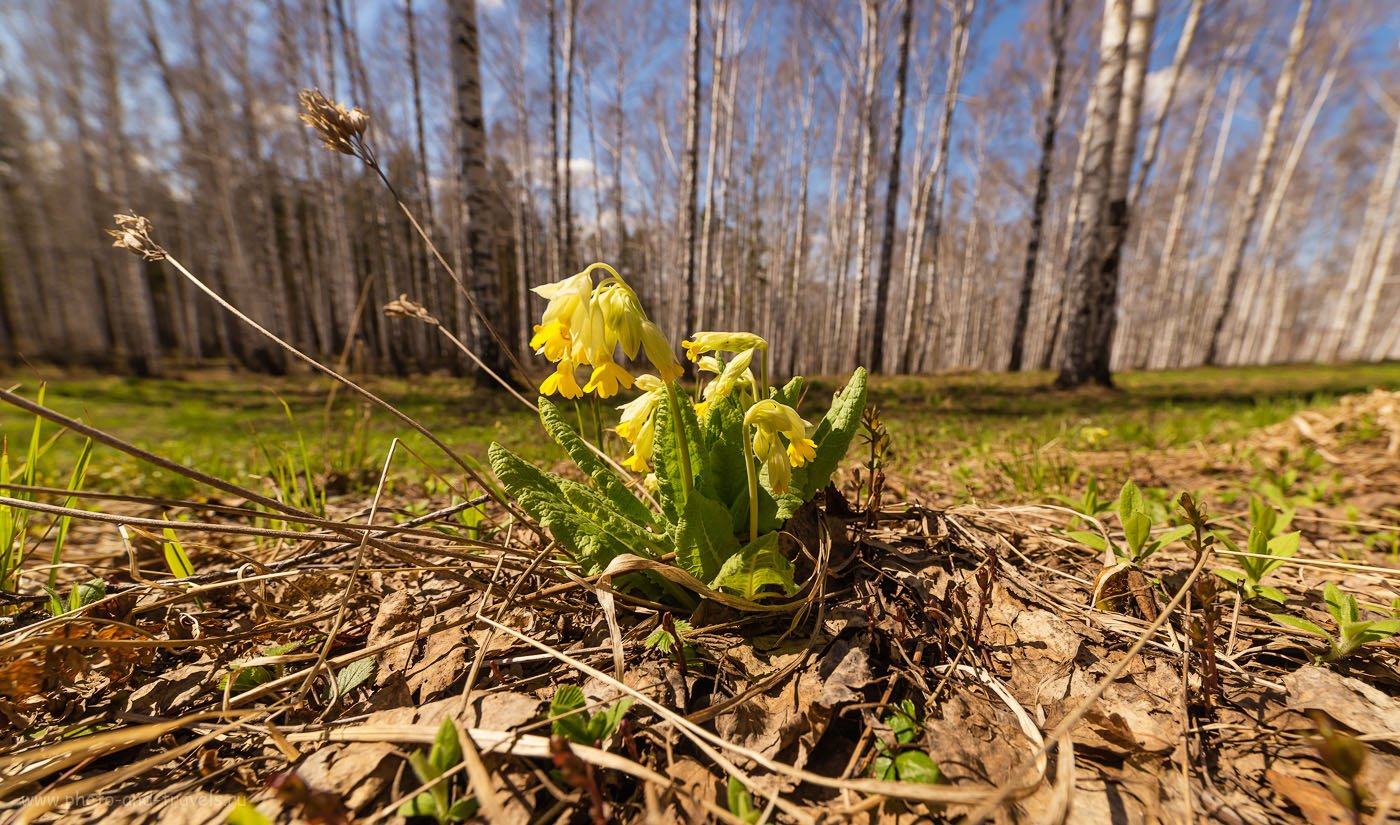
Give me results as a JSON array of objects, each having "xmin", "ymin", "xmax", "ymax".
[{"xmin": 12, "ymin": 716, "xmax": 254, "ymax": 824}]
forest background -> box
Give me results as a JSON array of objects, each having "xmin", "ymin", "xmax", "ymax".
[{"xmin": 0, "ymin": 0, "xmax": 1396, "ymax": 387}]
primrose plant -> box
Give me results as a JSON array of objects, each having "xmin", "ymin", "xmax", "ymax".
[{"xmin": 489, "ymin": 263, "xmax": 867, "ymax": 607}]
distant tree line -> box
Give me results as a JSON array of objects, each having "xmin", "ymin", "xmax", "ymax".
[{"xmin": 0, "ymin": 0, "xmax": 1396, "ymax": 387}]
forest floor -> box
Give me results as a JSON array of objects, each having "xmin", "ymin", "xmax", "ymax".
[{"xmin": 1, "ymin": 363, "xmax": 1398, "ymax": 823}]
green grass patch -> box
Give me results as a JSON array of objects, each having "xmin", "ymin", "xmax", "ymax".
[{"xmin": 3, "ymin": 362, "xmax": 1397, "ymax": 501}]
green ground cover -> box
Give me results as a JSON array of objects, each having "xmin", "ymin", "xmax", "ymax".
[{"xmin": 2, "ymin": 362, "xmax": 1398, "ymax": 502}]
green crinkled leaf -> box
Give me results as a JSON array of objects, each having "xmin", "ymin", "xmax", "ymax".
[
  {"xmin": 772, "ymin": 376, "xmax": 805, "ymax": 408},
  {"xmin": 489, "ymin": 442, "xmax": 564, "ymax": 507},
  {"xmin": 677, "ymin": 493, "xmax": 741, "ymax": 583},
  {"xmin": 778, "ymin": 368, "xmax": 868, "ymax": 519},
  {"xmin": 538, "ymin": 398, "xmax": 655, "ymax": 529},
  {"xmin": 893, "ymin": 751, "xmax": 944, "ymax": 784},
  {"xmin": 493, "ymin": 443, "xmax": 637, "ymax": 573},
  {"xmin": 558, "ymin": 478, "xmax": 665, "ymax": 557},
  {"xmin": 651, "ymin": 398, "xmax": 684, "ymax": 524},
  {"xmin": 700, "ymin": 394, "xmax": 749, "ymax": 509},
  {"xmin": 709, "ymin": 532, "xmax": 797, "ymax": 601}
]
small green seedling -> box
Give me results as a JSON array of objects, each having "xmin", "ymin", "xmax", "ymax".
[
  {"xmin": 726, "ymin": 776, "xmax": 761, "ymax": 824},
  {"xmin": 398, "ymin": 718, "xmax": 478, "ymax": 823},
  {"xmin": 1054, "ymin": 475, "xmax": 1111, "ymax": 528},
  {"xmin": 870, "ymin": 700, "xmax": 943, "ymax": 785},
  {"xmin": 1214, "ymin": 498, "xmax": 1299, "ymax": 605},
  {"xmin": 548, "ymin": 685, "xmax": 633, "ymax": 748},
  {"xmin": 44, "ymin": 578, "xmax": 106, "ymax": 617},
  {"xmin": 221, "ymin": 638, "xmax": 312, "ymax": 694},
  {"xmin": 1271, "ymin": 582, "xmax": 1400, "ymax": 663},
  {"xmin": 1069, "ymin": 481, "xmax": 1192, "ymax": 565},
  {"xmin": 643, "ymin": 617, "xmax": 695, "ymax": 655},
  {"xmin": 161, "ymin": 523, "xmax": 205, "ymax": 609}
]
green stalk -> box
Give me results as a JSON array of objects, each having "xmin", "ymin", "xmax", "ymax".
[
  {"xmin": 742, "ymin": 426, "xmax": 759, "ymax": 542},
  {"xmin": 663, "ymin": 382, "xmax": 693, "ymax": 501}
]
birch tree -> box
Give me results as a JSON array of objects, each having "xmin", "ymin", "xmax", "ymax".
[{"xmin": 1203, "ymin": 0, "xmax": 1311, "ymax": 365}]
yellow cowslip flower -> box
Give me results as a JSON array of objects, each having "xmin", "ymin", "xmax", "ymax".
[
  {"xmin": 596, "ymin": 282, "xmax": 645, "ymax": 360},
  {"xmin": 583, "ymin": 358, "xmax": 634, "ymax": 399},
  {"xmin": 533, "ymin": 270, "xmax": 594, "ymax": 332},
  {"xmin": 745, "ymin": 398, "xmax": 816, "ymax": 469},
  {"xmin": 622, "ymin": 415, "xmax": 656, "ymax": 472},
  {"xmin": 540, "ymin": 360, "xmax": 584, "ymax": 399},
  {"xmin": 681, "ymin": 331, "xmax": 767, "ymax": 362},
  {"xmin": 701, "ymin": 348, "xmax": 755, "ymax": 406},
  {"xmin": 570, "ymin": 297, "xmax": 614, "ymax": 367},
  {"xmin": 765, "ymin": 449, "xmax": 792, "ymax": 494},
  {"xmin": 616, "ymin": 375, "xmax": 665, "ymax": 441},
  {"xmin": 640, "ymin": 321, "xmax": 683, "ymax": 383},
  {"xmin": 530, "ymin": 320, "xmax": 572, "ymax": 362}
]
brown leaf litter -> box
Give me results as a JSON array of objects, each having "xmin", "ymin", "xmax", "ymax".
[{"xmin": 0, "ymin": 392, "xmax": 1397, "ymax": 823}]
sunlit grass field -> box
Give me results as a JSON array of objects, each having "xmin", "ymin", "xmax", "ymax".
[{"xmin": 3, "ymin": 362, "xmax": 1398, "ymax": 501}]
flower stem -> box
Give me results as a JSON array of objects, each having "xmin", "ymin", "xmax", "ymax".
[
  {"xmin": 742, "ymin": 427, "xmax": 759, "ymax": 542},
  {"xmin": 664, "ymin": 382, "xmax": 693, "ymax": 501}
]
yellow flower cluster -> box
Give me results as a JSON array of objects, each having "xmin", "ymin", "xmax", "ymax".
[
  {"xmin": 743, "ymin": 399, "xmax": 816, "ymax": 495},
  {"xmin": 529, "ymin": 264, "xmax": 682, "ymax": 401}
]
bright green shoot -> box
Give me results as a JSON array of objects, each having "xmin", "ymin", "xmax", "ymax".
[
  {"xmin": 548, "ymin": 685, "xmax": 633, "ymax": 749},
  {"xmin": 870, "ymin": 699, "xmax": 943, "ymax": 785},
  {"xmin": 727, "ymin": 776, "xmax": 761, "ymax": 824},
  {"xmin": 398, "ymin": 718, "xmax": 478, "ymax": 823},
  {"xmin": 1270, "ymin": 583, "xmax": 1400, "ymax": 663},
  {"xmin": 1214, "ymin": 497, "xmax": 1298, "ymax": 605},
  {"xmin": 1068, "ymin": 481, "xmax": 1192, "ymax": 565}
]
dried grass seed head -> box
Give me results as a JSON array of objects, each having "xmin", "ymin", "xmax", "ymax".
[
  {"xmin": 106, "ymin": 213, "xmax": 165, "ymax": 261},
  {"xmin": 297, "ymin": 88, "xmax": 370, "ymax": 158}
]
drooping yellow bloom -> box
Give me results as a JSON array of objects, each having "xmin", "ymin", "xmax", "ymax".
[
  {"xmin": 616, "ymin": 375, "xmax": 665, "ymax": 441},
  {"xmin": 540, "ymin": 360, "xmax": 584, "ymax": 399},
  {"xmin": 533, "ymin": 270, "xmax": 594, "ymax": 332},
  {"xmin": 744, "ymin": 399, "xmax": 815, "ymax": 494},
  {"xmin": 583, "ymin": 358, "xmax": 634, "ymax": 398},
  {"xmin": 681, "ymin": 331, "xmax": 768, "ymax": 362},
  {"xmin": 530, "ymin": 320, "xmax": 572, "ymax": 362},
  {"xmin": 640, "ymin": 321, "xmax": 683, "ymax": 383},
  {"xmin": 700, "ymin": 348, "xmax": 755, "ymax": 407},
  {"xmin": 621, "ymin": 415, "xmax": 656, "ymax": 471},
  {"xmin": 596, "ymin": 282, "xmax": 645, "ymax": 360}
]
